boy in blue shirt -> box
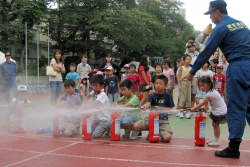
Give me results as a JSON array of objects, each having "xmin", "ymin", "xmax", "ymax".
[
  {"xmin": 56, "ymin": 79, "xmax": 81, "ymax": 137},
  {"xmin": 65, "ymin": 63, "xmax": 79, "ymax": 93},
  {"xmin": 133, "ymin": 75, "xmax": 175, "ymax": 143}
]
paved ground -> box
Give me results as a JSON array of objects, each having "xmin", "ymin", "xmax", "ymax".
[{"xmin": 0, "ymin": 87, "xmax": 250, "ymax": 166}]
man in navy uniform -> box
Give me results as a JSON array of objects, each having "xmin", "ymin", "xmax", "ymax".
[
  {"xmin": 185, "ymin": 0, "xmax": 250, "ymax": 158},
  {"xmin": 1, "ymin": 52, "xmax": 18, "ymax": 105}
]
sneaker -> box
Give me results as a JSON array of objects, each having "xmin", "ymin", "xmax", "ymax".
[
  {"xmin": 185, "ymin": 112, "xmax": 191, "ymax": 119},
  {"xmin": 122, "ymin": 129, "xmax": 131, "ymax": 138},
  {"xmin": 179, "ymin": 113, "xmax": 184, "ymax": 119},
  {"xmin": 130, "ymin": 131, "xmax": 139, "ymax": 140},
  {"xmin": 208, "ymin": 139, "xmax": 220, "ymax": 146},
  {"xmin": 207, "ymin": 139, "xmax": 215, "ymax": 144},
  {"xmin": 176, "ymin": 111, "xmax": 181, "ymax": 117},
  {"xmin": 215, "ymin": 146, "xmax": 240, "ymax": 158}
]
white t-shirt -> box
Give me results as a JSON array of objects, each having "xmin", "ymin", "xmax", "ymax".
[
  {"xmin": 205, "ymin": 90, "xmax": 227, "ymax": 116},
  {"xmin": 12, "ymin": 98, "xmax": 31, "ymax": 107},
  {"xmin": 196, "ymin": 69, "xmax": 213, "ymax": 78},
  {"xmin": 49, "ymin": 58, "xmax": 64, "ymax": 81},
  {"xmin": 93, "ymin": 92, "xmax": 110, "ymax": 120}
]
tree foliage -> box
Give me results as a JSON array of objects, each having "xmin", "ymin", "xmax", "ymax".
[{"xmin": 0, "ymin": 0, "xmax": 47, "ymax": 68}]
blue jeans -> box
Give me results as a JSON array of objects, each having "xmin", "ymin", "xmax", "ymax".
[
  {"xmin": 105, "ymin": 116, "xmax": 138, "ymax": 129},
  {"xmin": 50, "ymin": 81, "xmax": 62, "ymax": 102},
  {"xmin": 4, "ymin": 78, "xmax": 18, "ymax": 104},
  {"xmin": 108, "ymin": 93, "xmax": 119, "ymax": 104}
]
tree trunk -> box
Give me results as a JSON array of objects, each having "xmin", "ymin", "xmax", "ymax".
[{"xmin": 19, "ymin": 44, "xmax": 25, "ymax": 69}]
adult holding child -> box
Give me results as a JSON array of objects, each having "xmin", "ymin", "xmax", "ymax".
[
  {"xmin": 49, "ymin": 50, "xmax": 65, "ymax": 105},
  {"xmin": 184, "ymin": 0, "xmax": 250, "ymax": 158}
]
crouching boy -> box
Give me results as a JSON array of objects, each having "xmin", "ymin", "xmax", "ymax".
[
  {"xmin": 8, "ymin": 85, "xmax": 33, "ymax": 133},
  {"xmin": 56, "ymin": 79, "xmax": 81, "ymax": 137},
  {"xmin": 133, "ymin": 75, "xmax": 175, "ymax": 142},
  {"xmin": 84, "ymin": 75, "xmax": 111, "ymax": 138},
  {"xmin": 107, "ymin": 79, "xmax": 140, "ymax": 139}
]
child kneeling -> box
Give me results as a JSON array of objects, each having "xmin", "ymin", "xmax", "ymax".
[
  {"xmin": 107, "ymin": 79, "xmax": 140, "ymax": 139},
  {"xmin": 133, "ymin": 75, "xmax": 175, "ymax": 142},
  {"xmin": 56, "ymin": 79, "xmax": 81, "ymax": 137}
]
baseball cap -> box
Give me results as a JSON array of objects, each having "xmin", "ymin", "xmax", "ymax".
[
  {"xmin": 123, "ymin": 64, "xmax": 129, "ymax": 68},
  {"xmin": 105, "ymin": 66, "xmax": 113, "ymax": 71},
  {"xmin": 204, "ymin": 0, "xmax": 227, "ymax": 15},
  {"xmin": 5, "ymin": 52, "xmax": 11, "ymax": 56},
  {"xmin": 18, "ymin": 85, "xmax": 27, "ymax": 92},
  {"xmin": 96, "ymin": 71, "xmax": 103, "ymax": 75},
  {"xmin": 216, "ymin": 62, "xmax": 223, "ymax": 69},
  {"xmin": 93, "ymin": 69, "xmax": 99, "ymax": 73}
]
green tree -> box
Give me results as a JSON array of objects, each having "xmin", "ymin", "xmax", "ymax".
[{"xmin": 0, "ymin": 0, "xmax": 47, "ymax": 68}]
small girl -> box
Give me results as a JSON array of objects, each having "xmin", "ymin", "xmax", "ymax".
[
  {"xmin": 138, "ymin": 55, "xmax": 151, "ymax": 105},
  {"xmin": 79, "ymin": 77, "xmax": 88, "ymax": 103},
  {"xmin": 162, "ymin": 60, "xmax": 174, "ymax": 97},
  {"xmin": 121, "ymin": 64, "xmax": 130, "ymax": 82},
  {"xmin": 191, "ymin": 76, "xmax": 227, "ymax": 146}
]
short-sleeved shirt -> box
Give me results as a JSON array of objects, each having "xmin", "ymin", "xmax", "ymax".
[
  {"xmin": 212, "ymin": 73, "xmax": 226, "ymax": 94},
  {"xmin": 12, "ymin": 98, "xmax": 31, "ymax": 108},
  {"xmin": 104, "ymin": 75, "xmax": 119, "ymax": 94},
  {"xmin": 126, "ymin": 74, "xmax": 140, "ymax": 91},
  {"xmin": 119, "ymin": 94, "xmax": 140, "ymax": 119},
  {"xmin": 180, "ymin": 66, "xmax": 191, "ymax": 81},
  {"xmin": 49, "ymin": 58, "xmax": 63, "ymax": 81},
  {"xmin": 66, "ymin": 72, "xmax": 79, "ymax": 89},
  {"xmin": 76, "ymin": 63, "xmax": 91, "ymax": 79},
  {"xmin": 163, "ymin": 69, "xmax": 174, "ymax": 89},
  {"xmin": 139, "ymin": 65, "xmax": 151, "ymax": 85},
  {"xmin": 79, "ymin": 84, "xmax": 87, "ymax": 96},
  {"xmin": 61, "ymin": 93, "xmax": 81, "ymax": 124},
  {"xmin": 196, "ymin": 69, "xmax": 214, "ymax": 78},
  {"xmin": 148, "ymin": 92, "xmax": 175, "ymax": 108},
  {"xmin": 205, "ymin": 90, "xmax": 227, "ymax": 116},
  {"xmin": 94, "ymin": 91, "xmax": 110, "ymax": 120}
]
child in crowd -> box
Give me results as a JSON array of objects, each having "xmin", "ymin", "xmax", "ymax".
[
  {"xmin": 221, "ymin": 54, "xmax": 229, "ymax": 75},
  {"xmin": 56, "ymin": 79, "xmax": 81, "ymax": 137},
  {"xmin": 152, "ymin": 63, "xmax": 163, "ymax": 92},
  {"xmin": 8, "ymin": 85, "xmax": 33, "ymax": 133},
  {"xmin": 186, "ymin": 42, "xmax": 199, "ymax": 66},
  {"xmin": 185, "ymin": 36, "xmax": 195, "ymax": 52},
  {"xmin": 212, "ymin": 63, "xmax": 226, "ymax": 101},
  {"xmin": 191, "ymin": 76, "xmax": 227, "ymax": 146},
  {"xmin": 138, "ymin": 55, "xmax": 152, "ymax": 105},
  {"xmin": 85, "ymin": 75, "xmax": 110, "ymax": 138},
  {"xmin": 65, "ymin": 63, "xmax": 79, "ymax": 93},
  {"xmin": 210, "ymin": 59, "xmax": 219, "ymax": 74},
  {"xmin": 133, "ymin": 75, "xmax": 175, "ymax": 143},
  {"xmin": 175, "ymin": 56, "xmax": 185, "ymax": 110},
  {"xmin": 163, "ymin": 60, "xmax": 174, "ymax": 97},
  {"xmin": 121, "ymin": 64, "xmax": 130, "ymax": 82},
  {"xmin": 195, "ymin": 61, "xmax": 213, "ymax": 109},
  {"xmin": 176, "ymin": 54, "xmax": 192, "ymax": 119},
  {"xmin": 77, "ymin": 54, "xmax": 91, "ymax": 92},
  {"xmin": 109, "ymin": 79, "xmax": 141, "ymax": 140},
  {"xmin": 104, "ymin": 66, "xmax": 120, "ymax": 104},
  {"xmin": 126, "ymin": 64, "xmax": 140, "ymax": 97},
  {"xmin": 79, "ymin": 77, "xmax": 88, "ymax": 103}
]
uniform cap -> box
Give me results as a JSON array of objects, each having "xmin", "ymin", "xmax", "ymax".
[
  {"xmin": 204, "ymin": 0, "xmax": 227, "ymax": 15},
  {"xmin": 93, "ymin": 69, "xmax": 99, "ymax": 73},
  {"xmin": 18, "ymin": 85, "xmax": 27, "ymax": 92},
  {"xmin": 123, "ymin": 64, "xmax": 129, "ymax": 68}
]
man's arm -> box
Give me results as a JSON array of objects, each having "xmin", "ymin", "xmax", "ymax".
[{"xmin": 190, "ymin": 27, "xmax": 227, "ymax": 75}]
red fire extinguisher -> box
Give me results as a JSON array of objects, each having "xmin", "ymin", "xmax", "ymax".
[
  {"xmin": 149, "ymin": 111, "xmax": 159, "ymax": 143},
  {"xmin": 17, "ymin": 108, "xmax": 26, "ymax": 134},
  {"xmin": 53, "ymin": 110, "xmax": 61, "ymax": 138},
  {"xmin": 82, "ymin": 114, "xmax": 92, "ymax": 140},
  {"xmin": 110, "ymin": 112, "xmax": 120, "ymax": 141},
  {"xmin": 194, "ymin": 108, "xmax": 206, "ymax": 146}
]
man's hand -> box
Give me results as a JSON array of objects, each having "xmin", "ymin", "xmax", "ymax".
[{"xmin": 183, "ymin": 73, "xmax": 194, "ymax": 82}]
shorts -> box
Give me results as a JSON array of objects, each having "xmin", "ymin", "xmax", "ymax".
[
  {"xmin": 139, "ymin": 84, "xmax": 152, "ymax": 92},
  {"xmin": 209, "ymin": 112, "xmax": 227, "ymax": 124},
  {"xmin": 196, "ymin": 90, "xmax": 205, "ymax": 99},
  {"xmin": 136, "ymin": 117, "xmax": 173, "ymax": 137}
]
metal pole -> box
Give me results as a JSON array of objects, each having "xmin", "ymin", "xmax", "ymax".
[
  {"xmin": 48, "ymin": 27, "xmax": 50, "ymax": 66},
  {"xmin": 37, "ymin": 26, "xmax": 39, "ymax": 83},
  {"xmin": 25, "ymin": 22, "xmax": 27, "ymax": 85}
]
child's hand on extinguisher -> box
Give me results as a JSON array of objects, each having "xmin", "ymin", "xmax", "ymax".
[
  {"xmin": 141, "ymin": 105, "xmax": 147, "ymax": 111},
  {"xmin": 190, "ymin": 107, "xmax": 195, "ymax": 112}
]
